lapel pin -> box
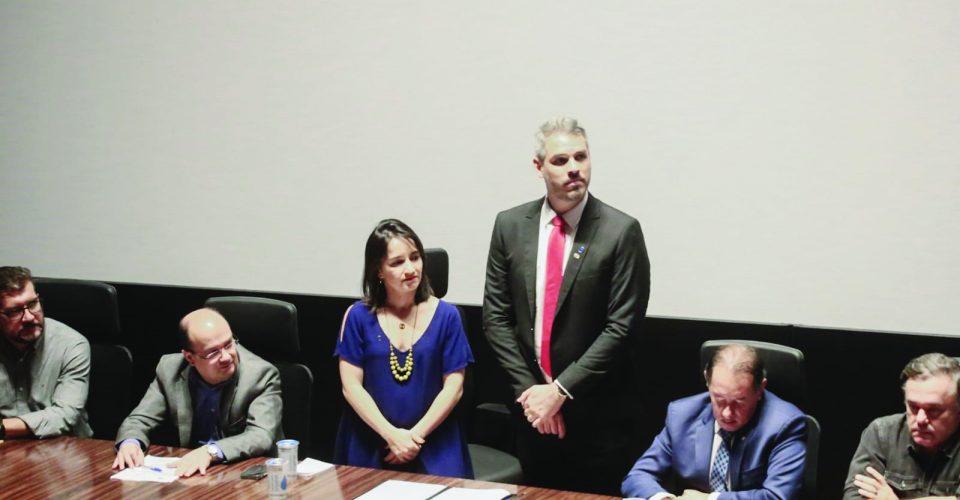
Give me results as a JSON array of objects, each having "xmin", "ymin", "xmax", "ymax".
[
  {"xmin": 573, "ymin": 253, "xmax": 580, "ymax": 260},
  {"xmin": 578, "ymin": 246, "xmax": 585, "ymax": 254}
]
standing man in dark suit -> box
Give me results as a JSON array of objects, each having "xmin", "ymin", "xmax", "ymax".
[{"xmin": 483, "ymin": 117, "xmax": 651, "ymax": 495}]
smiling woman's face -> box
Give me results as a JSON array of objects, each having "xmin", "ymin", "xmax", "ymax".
[{"xmin": 379, "ymin": 237, "xmax": 422, "ymax": 300}]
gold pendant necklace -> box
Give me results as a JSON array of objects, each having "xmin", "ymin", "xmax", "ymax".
[{"xmin": 388, "ymin": 303, "xmax": 418, "ymax": 383}]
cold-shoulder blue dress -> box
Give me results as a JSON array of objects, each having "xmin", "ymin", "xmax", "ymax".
[{"xmin": 333, "ymin": 299, "xmax": 474, "ymax": 478}]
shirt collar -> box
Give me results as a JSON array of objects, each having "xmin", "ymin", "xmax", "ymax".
[
  {"xmin": 908, "ymin": 425, "xmax": 960, "ymax": 460},
  {"xmin": 0, "ymin": 336, "xmax": 18, "ymax": 361},
  {"xmin": 713, "ymin": 421, "xmax": 735, "ymax": 438},
  {"xmin": 190, "ymin": 368, "xmax": 232, "ymax": 393},
  {"xmin": 540, "ymin": 192, "xmax": 589, "ymax": 231},
  {"xmin": 944, "ymin": 429, "xmax": 960, "ymax": 458}
]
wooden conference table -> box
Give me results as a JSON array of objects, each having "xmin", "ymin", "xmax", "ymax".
[{"xmin": 0, "ymin": 437, "xmax": 617, "ymax": 499}]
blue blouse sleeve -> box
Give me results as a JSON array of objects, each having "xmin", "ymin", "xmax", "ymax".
[
  {"xmin": 440, "ymin": 302, "xmax": 475, "ymax": 374},
  {"xmin": 334, "ymin": 302, "xmax": 366, "ymax": 367}
]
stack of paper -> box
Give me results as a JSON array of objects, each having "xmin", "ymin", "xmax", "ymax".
[
  {"xmin": 431, "ymin": 487, "xmax": 513, "ymax": 499},
  {"xmin": 354, "ymin": 479, "xmax": 512, "ymax": 500},
  {"xmin": 355, "ymin": 480, "xmax": 447, "ymax": 500},
  {"xmin": 296, "ymin": 457, "xmax": 335, "ymax": 478},
  {"xmin": 109, "ymin": 455, "xmax": 180, "ymax": 483}
]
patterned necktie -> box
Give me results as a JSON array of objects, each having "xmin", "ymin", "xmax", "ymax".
[
  {"xmin": 540, "ymin": 215, "xmax": 565, "ymax": 378},
  {"xmin": 710, "ymin": 429, "xmax": 732, "ymax": 492}
]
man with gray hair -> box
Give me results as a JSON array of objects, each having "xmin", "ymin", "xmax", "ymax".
[
  {"xmin": 0, "ymin": 266, "xmax": 93, "ymax": 439},
  {"xmin": 483, "ymin": 117, "xmax": 651, "ymax": 494},
  {"xmin": 843, "ymin": 353, "xmax": 960, "ymax": 499}
]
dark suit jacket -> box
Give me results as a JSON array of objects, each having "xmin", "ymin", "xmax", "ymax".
[
  {"xmin": 482, "ymin": 195, "xmax": 650, "ymax": 422},
  {"xmin": 115, "ymin": 345, "xmax": 283, "ymax": 461},
  {"xmin": 621, "ymin": 391, "xmax": 807, "ymax": 500}
]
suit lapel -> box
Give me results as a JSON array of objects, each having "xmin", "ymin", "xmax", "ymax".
[
  {"xmin": 729, "ymin": 395, "xmax": 765, "ymax": 490},
  {"xmin": 695, "ymin": 411, "xmax": 716, "ymax": 484},
  {"xmin": 729, "ymin": 429, "xmax": 747, "ymax": 490},
  {"xmin": 554, "ymin": 196, "xmax": 600, "ymax": 316},
  {"xmin": 176, "ymin": 367, "xmax": 194, "ymax": 447},
  {"xmin": 522, "ymin": 201, "xmax": 541, "ymax": 330},
  {"xmin": 219, "ymin": 350, "xmax": 241, "ymax": 431}
]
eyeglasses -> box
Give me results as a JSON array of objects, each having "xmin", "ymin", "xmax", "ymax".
[
  {"xmin": 194, "ymin": 337, "xmax": 239, "ymax": 361},
  {"xmin": 1, "ymin": 296, "xmax": 43, "ymax": 321}
]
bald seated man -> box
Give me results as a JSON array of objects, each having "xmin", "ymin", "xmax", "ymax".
[{"xmin": 113, "ymin": 308, "xmax": 283, "ymax": 477}]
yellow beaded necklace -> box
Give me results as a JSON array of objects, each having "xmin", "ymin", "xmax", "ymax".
[{"xmin": 387, "ymin": 304, "xmax": 418, "ymax": 383}]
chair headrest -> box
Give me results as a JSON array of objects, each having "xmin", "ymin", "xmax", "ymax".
[
  {"xmin": 700, "ymin": 339, "xmax": 808, "ymax": 409},
  {"xmin": 33, "ymin": 277, "xmax": 122, "ymax": 344},
  {"xmin": 204, "ymin": 296, "xmax": 299, "ymax": 362},
  {"xmin": 423, "ymin": 248, "xmax": 449, "ymax": 299}
]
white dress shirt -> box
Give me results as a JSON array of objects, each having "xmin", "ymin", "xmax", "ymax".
[{"xmin": 534, "ymin": 192, "xmax": 588, "ymax": 393}]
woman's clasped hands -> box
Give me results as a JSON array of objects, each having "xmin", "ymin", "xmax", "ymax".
[{"xmin": 383, "ymin": 427, "xmax": 425, "ymax": 464}]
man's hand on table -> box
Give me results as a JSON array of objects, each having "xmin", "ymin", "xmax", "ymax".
[
  {"xmin": 168, "ymin": 446, "xmax": 215, "ymax": 477},
  {"xmin": 112, "ymin": 441, "xmax": 145, "ymax": 470}
]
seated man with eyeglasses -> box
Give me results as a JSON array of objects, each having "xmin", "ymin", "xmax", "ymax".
[
  {"xmin": 113, "ymin": 307, "xmax": 283, "ymax": 477},
  {"xmin": 1, "ymin": 266, "xmax": 93, "ymax": 440}
]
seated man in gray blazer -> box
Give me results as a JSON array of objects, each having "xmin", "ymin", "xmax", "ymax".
[{"xmin": 112, "ymin": 308, "xmax": 282, "ymax": 477}]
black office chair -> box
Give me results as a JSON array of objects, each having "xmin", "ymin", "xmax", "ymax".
[
  {"xmin": 699, "ymin": 340, "xmax": 819, "ymax": 500},
  {"xmin": 803, "ymin": 414, "xmax": 821, "ymax": 499},
  {"xmin": 33, "ymin": 277, "xmax": 133, "ymax": 440},
  {"xmin": 700, "ymin": 339, "xmax": 807, "ymax": 408},
  {"xmin": 423, "ymin": 248, "xmax": 523, "ymax": 483},
  {"xmin": 205, "ymin": 296, "xmax": 313, "ymax": 459}
]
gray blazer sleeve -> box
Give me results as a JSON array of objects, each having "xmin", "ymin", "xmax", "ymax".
[{"xmin": 115, "ymin": 371, "xmax": 169, "ymax": 449}]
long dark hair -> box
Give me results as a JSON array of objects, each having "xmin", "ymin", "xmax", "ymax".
[{"xmin": 362, "ymin": 219, "xmax": 432, "ymax": 309}]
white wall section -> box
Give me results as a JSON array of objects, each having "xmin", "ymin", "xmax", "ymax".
[{"xmin": 2, "ymin": 1, "xmax": 957, "ymax": 335}]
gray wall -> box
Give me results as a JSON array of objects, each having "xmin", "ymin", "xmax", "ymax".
[{"xmin": 2, "ymin": 1, "xmax": 958, "ymax": 335}]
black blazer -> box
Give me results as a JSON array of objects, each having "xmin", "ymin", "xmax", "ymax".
[{"xmin": 482, "ymin": 195, "xmax": 650, "ymax": 422}]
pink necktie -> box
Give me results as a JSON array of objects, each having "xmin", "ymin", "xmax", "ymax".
[{"xmin": 541, "ymin": 215, "xmax": 565, "ymax": 378}]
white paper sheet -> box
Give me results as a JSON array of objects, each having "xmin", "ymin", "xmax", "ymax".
[
  {"xmin": 109, "ymin": 455, "xmax": 180, "ymax": 483},
  {"xmin": 296, "ymin": 457, "xmax": 335, "ymax": 477},
  {"xmin": 430, "ymin": 487, "xmax": 513, "ymax": 500},
  {"xmin": 354, "ymin": 479, "xmax": 447, "ymax": 500}
]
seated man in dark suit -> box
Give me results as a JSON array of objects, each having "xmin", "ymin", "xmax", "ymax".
[
  {"xmin": 112, "ymin": 308, "xmax": 282, "ymax": 477},
  {"xmin": 622, "ymin": 344, "xmax": 807, "ymax": 500}
]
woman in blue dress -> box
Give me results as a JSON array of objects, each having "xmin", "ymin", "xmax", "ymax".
[{"xmin": 334, "ymin": 219, "xmax": 474, "ymax": 478}]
